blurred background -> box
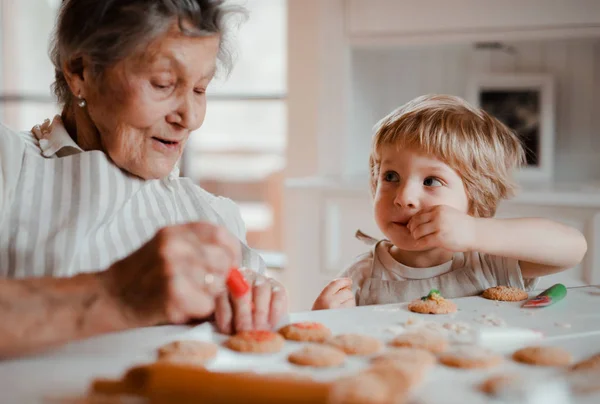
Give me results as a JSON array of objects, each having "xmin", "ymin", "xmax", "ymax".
[{"xmin": 1, "ymin": 0, "xmax": 599, "ymax": 310}]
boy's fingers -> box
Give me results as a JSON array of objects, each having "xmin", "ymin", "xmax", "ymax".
[
  {"xmin": 411, "ymin": 222, "xmax": 437, "ymax": 240},
  {"xmin": 415, "ymin": 233, "xmax": 440, "ymax": 249},
  {"xmin": 324, "ymin": 278, "xmax": 352, "ymax": 294},
  {"xmin": 407, "ymin": 212, "xmax": 433, "ymax": 232}
]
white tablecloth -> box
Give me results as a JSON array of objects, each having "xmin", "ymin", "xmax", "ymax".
[{"xmin": 1, "ymin": 286, "xmax": 599, "ymax": 404}]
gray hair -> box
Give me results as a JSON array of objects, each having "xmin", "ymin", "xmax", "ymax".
[{"xmin": 50, "ymin": 0, "xmax": 245, "ymax": 107}]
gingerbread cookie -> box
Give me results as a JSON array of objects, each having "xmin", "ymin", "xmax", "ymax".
[
  {"xmin": 224, "ymin": 330, "xmax": 285, "ymax": 354},
  {"xmin": 156, "ymin": 340, "xmax": 218, "ymax": 366},
  {"xmin": 288, "ymin": 344, "xmax": 346, "ymax": 368},
  {"xmin": 438, "ymin": 346, "xmax": 503, "ymax": 369},
  {"xmin": 512, "ymin": 346, "xmax": 572, "ymax": 366},
  {"xmin": 389, "ymin": 330, "xmax": 448, "ymax": 354},
  {"xmin": 326, "ymin": 334, "xmax": 383, "ymax": 356},
  {"xmin": 408, "ymin": 289, "xmax": 457, "ymax": 314},
  {"xmin": 482, "ymin": 286, "xmax": 528, "ymax": 301},
  {"xmin": 278, "ymin": 322, "xmax": 332, "ymax": 343}
]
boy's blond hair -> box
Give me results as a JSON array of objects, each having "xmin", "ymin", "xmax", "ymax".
[{"xmin": 369, "ymin": 94, "xmax": 526, "ymax": 218}]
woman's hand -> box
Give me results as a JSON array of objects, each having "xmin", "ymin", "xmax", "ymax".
[
  {"xmin": 103, "ymin": 222, "xmax": 241, "ymax": 327},
  {"xmin": 214, "ymin": 269, "xmax": 288, "ymax": 334}
]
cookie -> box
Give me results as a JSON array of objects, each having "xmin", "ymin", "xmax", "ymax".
[
  {"xmin": 326, "ymin": 334, "xmax": 383, "ymax": 356},
  {"xmin": 224, "ymin": 330, "xmax": 285, "ymax": 353},
  {"xmin": 369, "ymin": 351, "xmax": 433, "ymax": 387},
  {"xmin": 389, "ymin": 330, "xmax": 448, "ymax": 354},
  {"xmin": 328, "ymin": 373, "xmax": 395, "ymax": 404},
  {"xmin": 408, "ymin": 289, "xmax": 457, "ymax": 314},
  {"xmin": 363, "ymin": 363, "xmax": 413, "ymax": 397},
  {"xmin": 481, "ymin": 286, "xmax": 528, "ymax": 301},
  {"xmin": 479, "ymin": 374, "xmax": 519, "ymax": 396},
  {"xmin": 512, "ymin": 346, "xmax": 572, "ymax": 366},
  {"xmin": 570, "ymin": 353, "xmax": 600, "ymax": 372},
  {"xmin": 156, "ymin": 340, "xmax": 218, "ymax": 366},
  {"xmin": 438, "ymin": 346, "xmax": 503, "ymax": 369},
  {"xmin": 370, "ymin": 347, "xmax": 436, "ymax": 370},
  {"xmin": 279, "ymin": 322, "xmax": 332, "ymax": 343},
  {"xmin": 288, "ymin": 344, "xmax": 346, "ymax": 368}
]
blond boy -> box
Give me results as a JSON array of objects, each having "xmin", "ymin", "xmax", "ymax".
[{"xmin": 313, "ymin": 95, "xmax": 587, "ymax": 310}]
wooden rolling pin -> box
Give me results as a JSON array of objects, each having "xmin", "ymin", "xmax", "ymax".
[{"xmin": 92, "ymin": 363, "xmax": 332, "ymax": 404}]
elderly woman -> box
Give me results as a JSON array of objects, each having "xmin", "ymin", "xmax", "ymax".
[{"xmin": 0, "ymin": 0, "xmax": 287, "ymax": 358}]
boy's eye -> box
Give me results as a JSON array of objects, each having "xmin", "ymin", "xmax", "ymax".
[
  {"xmin": 383, "ymin": 171, "xmax": 399, "ymax": 182},
  {"xmin": 424, "ymin": 177, "xmax": 443, "ymax": 187}
]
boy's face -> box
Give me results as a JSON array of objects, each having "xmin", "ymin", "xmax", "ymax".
[{"xmin": 373, "ymin": 146, "xmax": 469, "ymax": 251}]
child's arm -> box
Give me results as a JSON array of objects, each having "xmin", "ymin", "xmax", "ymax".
[
  {"xmin": 472, "ymin": 217, "xmax": 587, "ymax": 278},
  {"xmin": 408, "ymin": 205, "xmax": 587, "ymax": 278}
]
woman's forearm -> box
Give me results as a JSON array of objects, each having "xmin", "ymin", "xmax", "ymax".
[{"xmin": 0, "ymin": 272, "xmax": 130, "ymax": 358}]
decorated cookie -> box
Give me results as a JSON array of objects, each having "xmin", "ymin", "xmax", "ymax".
[
  {"xmin": 326, "ymin": 334, "xmax": 383, "ymax": 356},
  {"xmin": 288, "ymin": 344, "xmax": 346, "ymax": 368},
  {"xmin": 438, "ymin": 346, "xmax": 503, "ymax": 369},
  {"xmin": 389, "ymin": 330, "xmax": 448, "ymax": 354},
  {"xmin": 512, "ymin": 346, "xmax": 572, "ymax": 366},
  {"xmin": 224, "ymin": 330, "xmax": 285, "ymax": 353},
  {"xmin": 408, "ymin": 289, "xmax": 457, "ymax": 314},
  {"xmin": 279, "ymin": 322, "xmax": 332, "ymax": 343},
  {"xmin": 156, "ymin": 340, "xmax": 218, "ymax": 366},
  {"xmin": 482, "ymin": 286, "xmax": 528, "ymax": 301}
]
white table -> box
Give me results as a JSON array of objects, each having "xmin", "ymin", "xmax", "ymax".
[{"xmin": 1, "ymin": 286, "xmax": 600, "ymax": 404}]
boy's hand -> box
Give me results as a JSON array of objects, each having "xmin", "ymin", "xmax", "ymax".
[
  {"xmin": 407, "ymin": 205, "xmax": 478, "ymax": 252},
  {"xmin": 312, "ymin": 278, "xmax": 356, "ymax": 310}
]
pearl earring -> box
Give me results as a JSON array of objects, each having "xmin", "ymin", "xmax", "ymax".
[{"xmin": 77, "ymin": 95, "xmax": 87, "ymax": 108}]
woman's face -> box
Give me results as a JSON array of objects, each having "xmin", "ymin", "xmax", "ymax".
[{"xmin": 83, "ymin": 25, "xmax": 219, "ymax": 179}]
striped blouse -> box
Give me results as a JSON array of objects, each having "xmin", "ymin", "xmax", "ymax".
[{"xmin": 0, "ymin": 116, "xmax": 265, "ymax": 278}]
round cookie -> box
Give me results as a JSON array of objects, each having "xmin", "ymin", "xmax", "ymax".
[
  {"xmin": 570, "ymin": 353, "xmax": 600, "ymax": 372},
  {"xmin": 224, "ymin": 330, "xmax": 285, "ymax": 354},
  {"xmin": 328, "ymin": 373, "xmax": 395, "ymax": 404},
  {"xmin": 481, "ymin": 286, "xmax": 528, "ymax": 301},
  {"xmin": 326, "ymin": 334, "xmax": 383, "ymax": 356},
  {"xmin": 288, "ymin": 344, "xmax": 346, "ymax": 368},
  {"xmin": 408, "ymin": 297, "xmax": 457, "ymax": 314},
  {"xmin": 438, "ymin": 346, "xmax": 503, "ymax": 369},
  {"xmin": 368, "ymin": 354, "xmax": 432, "ymax": 387},
  {"xmin": 389, "ymin": 330, "xmax": 448, "ymax": 354},
  {"xmin": 363, "ymin": 364, "xmax": 413, "ymax": 399},
  {"xmin": 156, "ymin": 340, "xmax": 218, "ymax": 366},
  {"xmin": 479, "ymin": 374, "xmax": 519, "ymax": 396},
  {"xmin": 279, "ymin": 322, "xmax": 332, "ymax": 343},
  {"xmin": 370, "ymin": 347, "xmax": 436, "ymax": 370},
  {"xmin": 512, "ymin": 346, "xmax": 572, "ymax": 366}
]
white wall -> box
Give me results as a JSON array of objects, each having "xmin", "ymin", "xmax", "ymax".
[{"xmin": 348, "ymin": 38, "xmax": 600, "ymax": 181}]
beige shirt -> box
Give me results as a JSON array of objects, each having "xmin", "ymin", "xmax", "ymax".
[
  {"xmin": 340, "ymin": 234, "xmax": 538, "ymax": 306},
  {"xmin": 0, "ymin": 116, "xmax": 265, "ymax": 278}
]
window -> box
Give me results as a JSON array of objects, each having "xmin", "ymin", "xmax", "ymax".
[{"xmin": 0, "ymin": 0, "xmax": 287, "ymax": 265}]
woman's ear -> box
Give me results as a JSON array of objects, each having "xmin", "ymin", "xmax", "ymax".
[{"xmin": 62, "ymin": 55, "xmax": 88, "ymax": 98}]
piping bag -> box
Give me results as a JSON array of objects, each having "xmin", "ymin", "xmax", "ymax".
[{"xmin": 522, "ymin": 283, "xmax": 567, "ymax": 308}]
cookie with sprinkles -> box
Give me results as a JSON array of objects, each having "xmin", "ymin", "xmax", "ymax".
[
  {"xmin": 482, "ymin": 286, "xmax": 528, "ymax": 301},
  {"xmin": 408, "ymin": 289, "xmax": 457, "ymax": 314},
  {"xmin": 279, "ymin": 321, "xmax": 332, "ymax": 343},
  {"xmin": 224, "ymin": 330, "xmax": 285, "ymax": 353}
]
